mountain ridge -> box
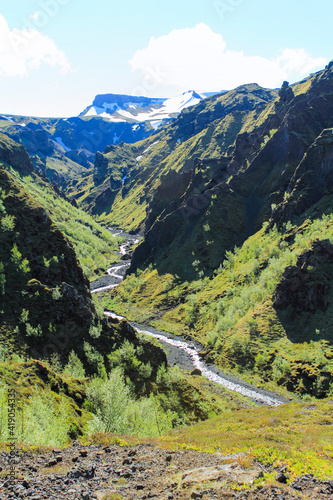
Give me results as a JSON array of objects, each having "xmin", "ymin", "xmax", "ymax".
[{"xmin": 80, "ymin": 90, "xmax": 220, "ymax": 128}]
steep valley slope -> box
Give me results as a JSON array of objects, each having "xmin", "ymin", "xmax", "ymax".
[
  {"xmin": 90, "ymin": 63, "xmax": 333, "ymax": 400},
  {"xmin": 0, "ymin": 65, "xmax": 333, "ymax": 494}
]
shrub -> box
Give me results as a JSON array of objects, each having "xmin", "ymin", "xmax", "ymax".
[
  {"xmin": 63, "ymin": 351, "xmax": 86, "ymax": 379},
  {"xmin": 86, "ymin": 368, "xmax": 175, "ymax": 437},
  {"xmin": 0, "ymin": 385, "xmax": 75, "ymax": 446}
]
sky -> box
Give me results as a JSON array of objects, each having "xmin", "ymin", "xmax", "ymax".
[{"xmin": 0, "ymin": 0, "xmax": 332, "ymax": 117}]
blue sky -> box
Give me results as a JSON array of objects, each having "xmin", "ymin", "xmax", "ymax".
[{"xmin": 0, "ymin": 0, "xmax": 332, "ymax": 117}]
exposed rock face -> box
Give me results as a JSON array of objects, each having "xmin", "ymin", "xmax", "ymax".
[
  {"xmin": 93, "ymin": 151, "xmax": 109, "ymax": 185},
  {"xmin": 278, "ymin": 81, "xmax": 294, "ymax": 103},
  {"xmin": 6, "ymin": 127, "xmax": 52, "ymax": 156},
  {"xmin": 273, "ymin": 240, "xmax": 333, "ymax": 312},
  {"xmin": 129, "ymin": 66, "xmax": 333, "ymax": 277},
  {"xmin": 274, "ymin": 128, "xmax": 333, "ymax": 222}
]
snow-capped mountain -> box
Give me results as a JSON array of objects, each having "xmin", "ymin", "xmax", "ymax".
[{"xmin": 80, "ymin": 91, "xmax": 211, "ymax": 130}]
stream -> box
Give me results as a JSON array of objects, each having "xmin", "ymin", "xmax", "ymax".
[{"xmin": 90, "ymin": 229, "xmax": 287, "ymax": 407}]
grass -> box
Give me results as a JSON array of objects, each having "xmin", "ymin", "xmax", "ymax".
[
  {"xmin": 11, "ymin": 170, "xmax": 121, "ymax": 279},
  {"xmin": 104, "ymin": 216, "xmax": 333, "ymax": 399},
  {"xmin": 73, "ymin": 85, "xmax": 279, "ymax": 233}
]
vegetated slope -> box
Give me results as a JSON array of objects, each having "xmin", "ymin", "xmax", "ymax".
[
  {"xmin": 1, "ymin": 397, "xmax": 333, "ymax": 499},
  {"xmin": 0, "ymin": 135, "xmax": 245, "ymax": 444},
  {"xmin": 0, "ymin": 114, "xmax": 155, "ymax": 188},
  {"xmin": 129, "ymin": 64, "xmax": 333, "ymax": 277},
  {"xmin": 0, "ymin": 134, "xmax": 171, "ymax": 435},
  {"xmin": 0, "ymin": 132, "xmax": 120, "ymax": 280},
  {"xmin": 103, "ymin": 63, "xmax": 333, "ymax": 398},
  {"xmin": 73, "ymin": 83, "xmax": 278, "ymax": 231},
  {"xmin": 0, "ymin": 162, "xmax": 133, "ymax": 371}
]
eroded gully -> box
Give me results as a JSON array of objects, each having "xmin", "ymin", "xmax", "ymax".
[{"xmin": 90, "ymin": 229, "xmax": 288, "ymax": 408}]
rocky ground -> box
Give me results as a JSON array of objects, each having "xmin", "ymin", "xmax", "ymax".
[{"xmin": 0, "ymin": 443, "xmax": 332, "ymax": 499}]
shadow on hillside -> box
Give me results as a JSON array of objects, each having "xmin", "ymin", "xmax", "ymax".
[{"xmin": 274, "ymin": 305, "xmax": 333, "ymax": 344}]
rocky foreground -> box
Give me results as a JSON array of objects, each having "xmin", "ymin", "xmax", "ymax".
[{"xmin": 0, "ymin": 443, "xmax": 332, "ymax": 499}]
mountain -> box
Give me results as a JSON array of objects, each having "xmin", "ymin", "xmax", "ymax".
[
  {"xmin": 0, "ymin": 133, "xmax": 167, "ymax": 374},
  {"xmin": 74, "ymin": 82, "xmax": 278, "ymax": 230},
  {"xmin": 86, "ymin": 62, "xmax": 333, "ymax": 399},
  {"xmin": 80, "ymin": 90, "xmax": 214, "ymax": 129},
  {"xmin": 0, "ymin": 91, "xmax": 215, "ymax": 188},
  {"xmin": 1, "ymin": 65, "xmax": 333, "ymax": 485}
]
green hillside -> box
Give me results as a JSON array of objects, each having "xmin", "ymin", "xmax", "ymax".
[
  {"xmin": 0, "ymin": 65, "xmax": 332, "ymax": 487},
  {"xmin": 95, "ymin": 64, "xmax": 333, "ymax": 400}
]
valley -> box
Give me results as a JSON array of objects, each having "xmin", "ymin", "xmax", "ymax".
[
  {"xmin": 0, "ymin": 63, "xmax": 333, "ymax": 497},
  {"xmin": 91, "ymin": 232, "xmax": 287, "ymax": 407}
]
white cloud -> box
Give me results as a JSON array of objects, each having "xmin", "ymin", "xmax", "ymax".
[
  {"xmin": 129, "ymin": 23, "xmax": 327, "ymax": 91},
  {"xmin": 0, "ymin": 14, "xmax": 71, "ymax": 78}
]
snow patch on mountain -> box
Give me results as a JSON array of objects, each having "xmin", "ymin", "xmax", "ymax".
[
  {"xmin": 55, "ymin": 136, "xmax": 71, "ymax": 152},
  {"xmin": 80, "ymin": 90, "xmax": 211, "ymax": 127}
]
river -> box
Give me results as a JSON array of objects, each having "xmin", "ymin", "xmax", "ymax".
[{"xmin": 91, "ymin": 229, "xmax": 287, "ymax": 407}]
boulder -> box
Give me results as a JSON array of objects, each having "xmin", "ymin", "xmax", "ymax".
[{"xmin": 181, "ymin": 463, "xmax": 263, "ymax": 487}]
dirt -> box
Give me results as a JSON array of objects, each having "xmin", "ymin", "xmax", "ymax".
[{"xmin": 1, "ymin": 443, "xmax": 332, "ymax": 499}]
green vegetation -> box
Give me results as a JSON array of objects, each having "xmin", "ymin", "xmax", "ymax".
[
  {"xmin": 155, "ymin": 398, "xmax": 333, "ymax": 482},
  {"xmin": 72, "ymin": 84, "xmax": 279, "ymax": 232},
  {"xmin": 106, "ymin": 215, "xmax": 333, "ymax": 399},
  {"xmin": 12, "ymin": 171, "xmax": 120, "ymax": 279},
  {"xmin": 0, "ymin": 350, "xmax": 249, "ymax": 446},
  {"xmin": 86, "ymin": 367, "xmax": 176, "ymax": 437},
  {"xmin": 1, "ymin": 66, "xmax": 333, "ymax": 487}
]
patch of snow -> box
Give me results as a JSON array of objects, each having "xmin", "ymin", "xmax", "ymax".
[
  {"xmin": 113, "ymin": 132, "xmax": 120, "ymax": 144},
  {"xmin": 132, "ymin": 124, "xmax": 140, "ymax": 131},
  {"xmin": 135, "ymin": 140, "xmax": 160, "ymax": 164},
  {"xmin": 85, "ymin": 106, "xmax": 102, "ymax": 117},
  {"xmin": 102, "ymin": 102, "xmax": 119, "ymax": 111},
  {"xmin": 121, "ymin": 174, "xmax": 127, "ymax": 183},
  {"xmin": 81, "ymin": 91, "xmax": 205, "ymax": 124},
  {"xmin": 55, "ymin": 137, "xmax": 71, "ymax": 152},
  {"xmin": 161, "ymin": 91, "xmax": 201, "ymax": 115},
  {"xmin": 117, "ymin": 109, "xmax": 141, "ymax": 120},
  {"xmin": 99, "ymin": 112, "xmax": 113, "ymax": 119},
  {"xmin": 125, "ymin": 102, "xmax": 143, "ymax": 108}
]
